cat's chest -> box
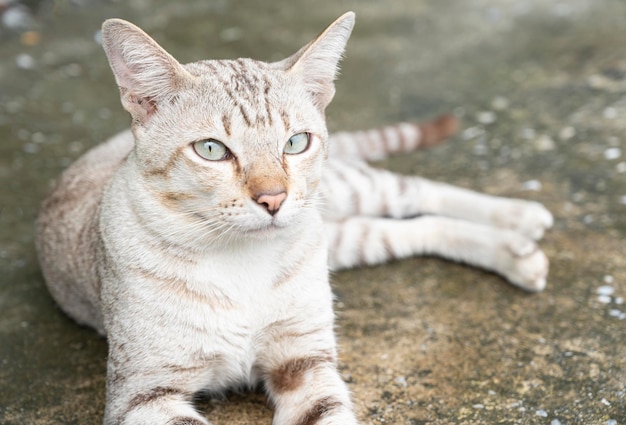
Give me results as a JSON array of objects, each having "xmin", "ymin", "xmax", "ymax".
[
  {"xmin": 129, "ymin": 225, "xmax": 330, "ymax": 326},
  {"xmin": 135, "ymin": 234, "xmax": 331, "ymax": 384}
]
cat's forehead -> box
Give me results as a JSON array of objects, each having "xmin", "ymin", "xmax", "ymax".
[
  {"xmin": 185, "ymin": 58, "xmax": 287, "ymax": 95},
  {"xmin": 180, "ymin": 58, "xmax": 318, "ymax": 135}
]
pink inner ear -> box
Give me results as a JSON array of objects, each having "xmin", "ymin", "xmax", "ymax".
[{"xmin": 107, "ymin": 47, "xmax": 139, "ymax": 94}]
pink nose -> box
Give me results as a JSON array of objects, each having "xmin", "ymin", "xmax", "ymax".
[{"xmin": 255, "ymin": 192, "xmax": 287, "ymax": 216}]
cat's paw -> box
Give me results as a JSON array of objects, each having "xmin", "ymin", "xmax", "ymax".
[
  {"xmin": 499, "ymin": 232, "xmax": 549, "ymax": 292},
  {"xmin": 493, "ymin": 200, "xmax": 553, "ymax": 241}
]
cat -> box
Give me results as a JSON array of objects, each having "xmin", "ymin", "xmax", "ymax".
[{"xmin": 35, "ymin": 12, "xmax": 553, "ymax": 425}]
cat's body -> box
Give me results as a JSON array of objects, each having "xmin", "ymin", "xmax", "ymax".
[{"xmin": 36, "ymin": 13, "xmax": 553, "ymax": 425}]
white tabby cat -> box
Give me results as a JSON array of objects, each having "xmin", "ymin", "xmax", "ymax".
[{"xmin": 36, "ymin": 12, "xmax": 553, "ymax": 425}]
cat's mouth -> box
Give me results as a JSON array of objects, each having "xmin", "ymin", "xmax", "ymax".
[{"xmin": 239, "ymin": 213, "xmax": 298, "ymax": 238}]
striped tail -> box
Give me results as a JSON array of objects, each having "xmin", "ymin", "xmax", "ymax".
[{"xmin": 327, "ymin": 114, "xmax": 458, "ymax": 161}]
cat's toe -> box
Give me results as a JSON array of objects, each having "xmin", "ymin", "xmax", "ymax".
[
  {"xmin": 494, "ymin": 200, "xmax": 553, "ymax": 241},
  {"xmin": 502, "ymin": 234, "xmax": 549, "ymax": 292},
  {"xmin": 520, "ymin": 202, "xmax": 554, "ymax": 240}
]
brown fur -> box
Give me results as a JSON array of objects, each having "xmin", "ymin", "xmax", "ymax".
[{"xmin": 267, "ymin": 355, "xmax": 336, "ymax": 394}]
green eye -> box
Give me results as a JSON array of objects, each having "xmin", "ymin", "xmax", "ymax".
[
  {"xmin": 193, "ymin": 139, "xmax": 229, "ymax": 161},
  {"xmin": 284, "ymin": 133, "xmax": 310, "ymax": 155}
]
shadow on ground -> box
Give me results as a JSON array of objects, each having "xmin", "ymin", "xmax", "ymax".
[{"xmin": 0, "ymin": 0, "xmax": 625, "ymax": 424}]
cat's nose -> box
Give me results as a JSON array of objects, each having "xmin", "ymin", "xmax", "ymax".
[{"xmin": 255, "ymin": 191, "xmax": 287, "ymax": 216}]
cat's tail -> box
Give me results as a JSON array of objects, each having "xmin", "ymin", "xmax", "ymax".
[{"xmin": 327, "ymin": 114, "xmax": 458, "ymax": 161}]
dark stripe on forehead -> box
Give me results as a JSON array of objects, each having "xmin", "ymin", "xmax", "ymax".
[
  {"xmin": 264, "ymin": 76, "xmax": 274, "ymax": 127},
  {"xmin": 239, "ymin": 104, "xmax": 252, "ymax": 127},
  {"xmin": 280, "ymin": 109, "xmax": 291, "ymax": 132},
  {"xmin": 214, "ymin": 59, "xmax": 279, "ymax": 129},
  {"xmin": 222, "ymin": 114, "xmax": 232, "ymax": 136}
]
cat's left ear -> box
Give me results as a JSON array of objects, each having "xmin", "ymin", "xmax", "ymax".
[{"xmin": 280, "ymin": 12, "xmax": 355, "ymax": 111}]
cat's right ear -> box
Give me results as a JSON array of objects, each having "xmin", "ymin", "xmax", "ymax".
[
  {"xmin": 101, "ymin": 19, "xmax": 193, "ymax": 124},
  {"xmin": 280, "ymin": 12, "xmax": 355, "ymax": 111}
]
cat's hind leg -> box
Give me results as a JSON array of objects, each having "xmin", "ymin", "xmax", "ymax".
[
  {"xmin": 320, "ymin": 160, "xmax": 553, "ymax": 241},
  {"xmin": 325, "ymin": 216, "xmax": 549, "ymax": 292},
  {"xmin": 328, "ymin": 114, "xmax": 458, "ymax": 161}
]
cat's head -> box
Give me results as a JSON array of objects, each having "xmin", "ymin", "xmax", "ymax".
[{"xmin": 101, "ymin": 13, "xmax": 354, "ymax": 241}]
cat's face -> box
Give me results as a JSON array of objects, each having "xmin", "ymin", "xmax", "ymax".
[
  {"xmin": 135, "ymin": 59, "xmax": 328, "ymax": 237},
  {"xmin": 101, "ymin": 14, "xmax": 354, "ymax": 240}
]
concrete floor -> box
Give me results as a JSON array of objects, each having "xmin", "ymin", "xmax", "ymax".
[{"xmin": 1, "ymin": 0, "xmax": 625, "ymax": 424}]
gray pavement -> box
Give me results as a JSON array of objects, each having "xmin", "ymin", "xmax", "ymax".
[{"xmin": 0, "ymin": 0, "xmax": 625, "ymax": 424}]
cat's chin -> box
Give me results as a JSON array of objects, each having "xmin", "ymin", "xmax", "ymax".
[
  {"xmin": 241, "ymin": 222, "xmax": 291, "ymax": 239},
  {"xmin": 235, "ymin": 215, "xmax": 305, "ymax": 241}
]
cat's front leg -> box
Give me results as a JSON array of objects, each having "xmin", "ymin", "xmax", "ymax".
[
  {"xmin": 105, "ymin": 386, "xmax": 209, "ymax": 425},
  {"xmin": 267, "ymin": 362, "xmax": 358, "ymax": 425},
  {"xmin": 103, "ymin": 341, "xmax": 212, "ymax": 425},
  {"xmin": 257, "ymin": 323, "xmax": 359, "ymax": 425},
  {"xmin": 104, "ymin": 375, "xmax": 210, "ymax": 425}
]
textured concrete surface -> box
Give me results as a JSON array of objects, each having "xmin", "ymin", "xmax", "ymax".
[{"xmin": 1, "ymin": 1, "xmax": 625, "ymax": 424}]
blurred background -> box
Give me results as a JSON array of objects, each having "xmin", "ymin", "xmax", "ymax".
[{"xmin": 0, "ymin": 0, "xmax": 625, "ymax": 424}]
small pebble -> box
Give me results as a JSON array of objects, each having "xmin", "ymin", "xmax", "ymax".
[
  {"xmin": 522, "ymin": 180, "xmax": 542, "ymax": 191},
  {"xmin": 597, "ymin": 285, "xmax": 615, "ymax": 296},
  {"xmin": 588, "ymin": 74, "xmax": 613, "ymax": 91},
  {"xmin": 597, "ymin": 295, "xmax": 612, "ymax": 304},
  {"xmin": 476, "ymin": 111, "xmax": 496, "ymax": 124},
  {"xmin": 22, "ymin": 143, "xmax": 39, "ymax": 154},
  {"xmin": 15, "ymin": 53, "xmax": 35, "ymax": 70},
  {"xmin": 619, "ymin": 195, "xmax": 626, "ymax": 205},
  {"xmin": 472, "ymin": 404, "xmax": 484, "ymax": 409},
  {"xmin": 491, "ymin": 96, "xmax": 510, "ymax": 110},
  {"xmin": 606, "ymin": 420, "xmax": 617, "ymax": 425},
  {"xmin": 31, "ymin": 132, "xmax": 45, "ymax": 144},
  {"xmin": 603, "ymin": 107, "xmax": 618, "ymax": 119},
  {"xmin": 534, "ymin": 134, "xmax": 556, "ymax": 151},
  {"xmin": 615, "ymin": 297, "xmax": 624, "ymax": 305},
  {"xmin": 601, "ymin": 398, "xmax": 611, "ymax": 406},
  {"xmin": 394, "ymin": 376, "xmax": 407, "ymax": 388},
  {"xmin": 536, "ymin": 409, "xmax": 548, "ymax": 417},
  {"xmin": 559, "ymin": 126, "xmax": 576, "ymax": 140},
  {"xmin": 462, "ymin": 126, "xmax": 484, "ymax": 140},
  {"xmin": 1, "ymin": 5, "xmax": 35, "ymax": 30},
  {"xmin": 604, "ymin": 147, "xmax": 622, "ymax": 160},
  {"xmin": 520, "ymin": 127, "xmax": 536, "ymax": 140},
  {"xmin": 616, "ymin": 162, "xmax": 626, "ymax": 173},
  {"xmin": 473, "ymin": 143, "xmax": 488, "ymax": 156},
  {"xmin": 551, "ymin": 420, "xmax": 563, "ymax": 425},
  {"xmin": 604, "ymin": 275, "xmax": 614, "ymax": 284}
]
